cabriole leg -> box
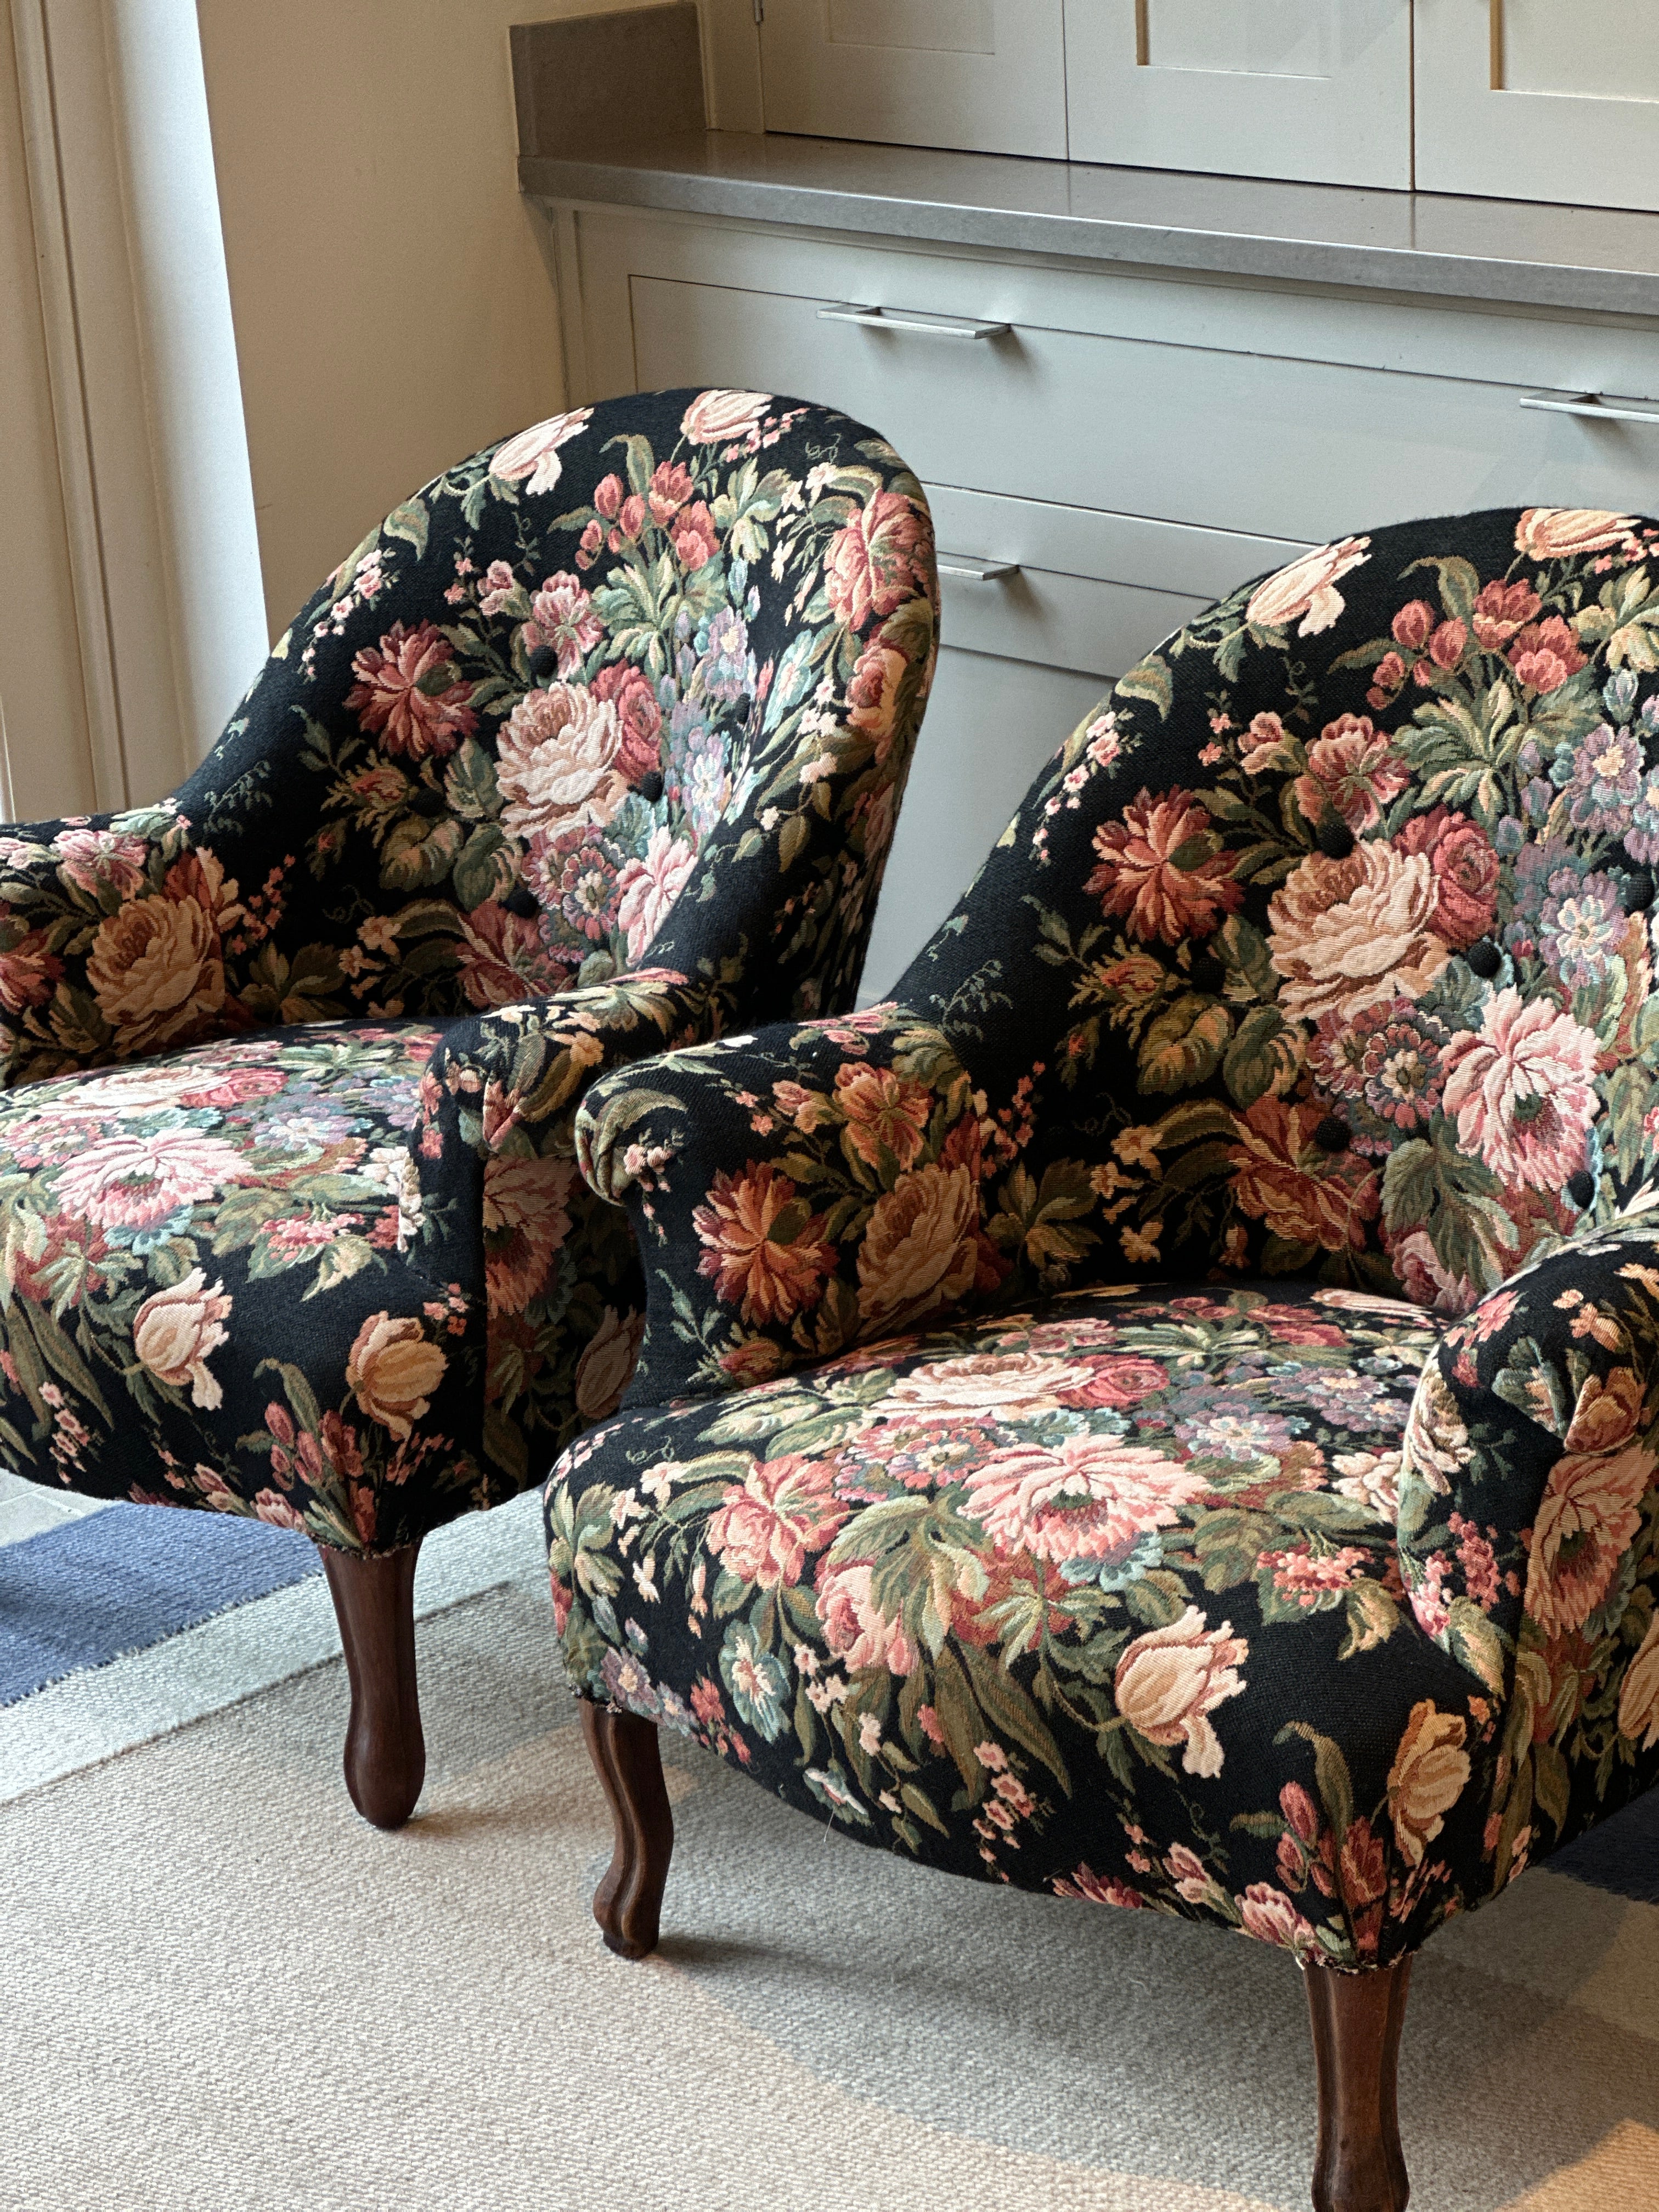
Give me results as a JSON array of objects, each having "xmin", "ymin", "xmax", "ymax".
[
  {"xmin": 1306, "ymin": 1954, "xmax": 1412, "ymax": 2212},
  {"xmin": 582, "ymin": 1701, "xmax": 673, "ymax": 1960},
  {"xmin": 320, "ymin": 1540, "xmax": 425, "ymax": 1830}
]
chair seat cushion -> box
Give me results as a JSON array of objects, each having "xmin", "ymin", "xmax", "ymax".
[
  {"xmin": 549, "ymin": 1279, "xmax": 1525, "ymax": 1966},
  {"xmin": 0, "ymin": 1020, "xmax": 496, "ymax": 1549}
]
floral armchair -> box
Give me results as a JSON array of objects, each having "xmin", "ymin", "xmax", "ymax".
[
  {"xmin": 0, "ymin": 388, "xmax": 936, "ymax": 1826},
  {"xmin": 548, "ymin": 506, "xmax": 1659, "ymax": 2209}
]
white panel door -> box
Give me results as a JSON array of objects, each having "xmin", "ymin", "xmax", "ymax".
[
  {"xmin": 758, "ymin": 0, "xmax": 1067, "ymax": 158},
  {"xmin": 1416, "ymin": 0, "xmax": 1659, "ymax": 210},
  {"xmin": 1065, "ymin": 0, "xmax": 1412, "ymax": 188}
]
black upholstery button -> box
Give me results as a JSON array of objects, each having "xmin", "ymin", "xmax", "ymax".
[
  {"xmin": 527, "ymin": 645, "xmax": 557, "ymax": 682},
  {"xmin": 1465, "ymin": 938, "xmax": 1502, "ymax": 979},
  {"xmin": 639, "ymin": 770, "xmax": 665, "ymax": 804},
  {"xmin": 1313, "ymin": 1116, "xmax": 1351, "ymax": 1154},
  {"xmin": 1626, "ymin": 868, "xmax": 1655, "ymax": 913},
  {"xmin": 1567, "ymin": 1170, "xmax": 1596, "ymax": 1210},
  {"xmin": 1316, "ymin": 820, "xmax": 1356, "ymax": 860},
  {"xmin": 504, "ymin": 885, "xmax": 539, "ymax": 918}
]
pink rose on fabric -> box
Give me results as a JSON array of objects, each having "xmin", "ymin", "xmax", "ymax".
[
  {"xmin": 815, "ymin": 1560, "xmax": 917, "ymax": 1677},
  {"xmin": 959, "ymin": 1435, "xmax": 1206, "ymax": 1564},
  {"xmin": 706, "ymin": 1454, "xmax": 848, "ymax": 1589},
  {"xmin": 591, "ymin": 662, "xmax": 663, "ymax": 785},
  {"xmin": 53, "ymin": 827, "xmax": 149, "ymax": 897},
  {"xmin": 1507, "ymin": 615, "xmax": 1587, "ymax": 695},
  {"xmin": 53, "ymin": 1130, "xmax": 250, "ymax": 1231},
  {"xmin": 823, "ymin": 489, "xmax": 929, "ymax": 630},
  {"xmin": 1086, "ymin": 787, "xmax": 1243, "ymax": 945},
  {"xmin": 882, "ymin": 1350, "xmax": 1089, "ymax": 1418},
  {"xmin": 346, "ymin": 619, "xmax": 477, "ymax": 760},
  {"xmin": 490, "ymin": 408, "xmax": 592, "ymax": 496},
  {"xmin": 1114, "ymin": 1606, "xmax": 1248, "ymax": 1778},
  {"xmin": 0, "ymin": 928, "xmax": 61, "ymax": 1014},
  {"xmin": 669, "ymin": 501, "xmax": 720, "ymax": 572},
  {"xmin": 522, "ymin": 571, "xmax": 604, "ymax": 677},
  {"xmin": 617, "ymin": 827, "xmax": 698, "ymax": 960},
  {"xmin": 1267, "ymin": 844, "xmax": 1449, "ymax": 1025},
  {"xmin": 1396, "ymin": 808, "xmax": 1499, "ymax": 950},
  {"xmin": 1245, "ymin": 536, "xmax": 1370, "ymax": 637},
  {"xmin": 1293, "ymin": 714, "xmax": 1410, "ymax": 832},
  {"xmin": 680, "ymin": 388, "xmax": 771, "ymax": 444},
  {"xmin": 1440, "ymin": 986, "xmax": 1600, "ymax": 1192},
  {"xmin": 1471, "ymin": 579, "xmax": 1541, "ymax": 649},
  {"xmin": 497, "ymin": 681, "xmax": 626, "ymax": 843},
  {"xmin": 1388, "ymin": 1228, "xmax": 1476, "ymax": 1318},
  {"xmin": 647, "ymin": 461, "xmax": 695, "ymax": 523}
]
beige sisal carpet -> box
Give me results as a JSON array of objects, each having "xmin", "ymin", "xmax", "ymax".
[{"xmin": 4, "ymin": 1579, "xmax": 1658, "ymax": 2212}]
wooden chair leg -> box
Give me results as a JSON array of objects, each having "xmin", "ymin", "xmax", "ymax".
[
  {"xmin": 1306, "ymin": 1954, "xmax": 1413, "ymax": 2212},
  {"xmin": 582, "ymin": 1701, "xmax": 673, "ymax": 1960},
  {"xmin": 320, "ymin": 1540, "xmax": 425, "ymax": 1830}
]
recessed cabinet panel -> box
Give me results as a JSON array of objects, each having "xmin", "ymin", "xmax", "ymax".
[
  {"xmin": 1064, "ymin": 0, "xmax": 1411, "ymax": 188},
  {"xmin": 1416, "ymin": 0, "xmax": 1659, "ymax": 210},
  {"xmin": 757, "ymin": 0, "xmax": 1067, "ymax": 158}
]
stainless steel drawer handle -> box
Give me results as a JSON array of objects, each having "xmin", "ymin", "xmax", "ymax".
[
  {"xmin": 818, "ymin": 303, "xmax": 1011, "ymax": 341},
  {"xmin": 1520, "ymin": 389, "xmax": 1659, "ymax": 426},
  {"xmin": 935, "ymin": 554, "xmax": 1020, "ymax": 582}
]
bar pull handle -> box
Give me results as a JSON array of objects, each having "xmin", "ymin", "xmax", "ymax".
[
  {"xmin": 935, "ymin": 554, "xmax": 1020, "ymax": 581},
  {"xmin": 817, "ymin": 303, "xmax": 1011, "ymax": 341},
  {"xmin": 1520, "ymin": 389, "xmax": 1659, "ymax": 426}
]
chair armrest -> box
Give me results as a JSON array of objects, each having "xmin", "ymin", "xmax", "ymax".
[
  {"xmin": 1397, "ymin": 1221, "xmax": 1659, "ymax": 1881},
  {"xmin": 572, "ymin": 1004, "xmax": 1008, "ymax": 1402},
  {"xmin": 0, "ymin": 802, "xmax": 216, "ymax": 1085}
]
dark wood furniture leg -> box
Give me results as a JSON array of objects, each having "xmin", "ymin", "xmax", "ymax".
[
  {"xmin": 582, "ymin": 1701, "xmax": 673, "ymax": 1959},
  {"xmin": 319, "ymin": 1541, "xmax": 425, "ymax": 1830},
  {"xmin": 1306, "ymin": 1954, "xmax": 1413, "ymax": 2212}
]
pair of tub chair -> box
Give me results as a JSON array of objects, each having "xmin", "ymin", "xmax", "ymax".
[{"xmin": 7, "ymin": 385, "xmax": 1657, "ymax": 2208}]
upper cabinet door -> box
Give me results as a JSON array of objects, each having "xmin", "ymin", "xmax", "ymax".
[
  {"xmin": 757, "ymin": 0, "xmax": 1068, "ymax": 159},
  {"xmin": 1064, "ymin": 0, "xmax": 1412, "ymax": 188},
  {"xmin": 1415, "ymin": 1, "xmax": 1659, "ymax": 210}
]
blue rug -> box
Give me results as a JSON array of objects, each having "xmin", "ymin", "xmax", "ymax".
[{"xmin": 0, "ymin": 1504, "xmax": 320, "ymax": 1707}]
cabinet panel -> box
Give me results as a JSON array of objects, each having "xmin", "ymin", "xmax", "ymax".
[
  {"xmin": 859, "ymin": 648, "xmax": 1105, "ymax": 1005},
  {"xmin": 1416, "ymin": 0, "xmax": 1659, "ymax": 211},
  {"xmin": 1065, "ymin": 0, "xmax": 1410, "ymax": 189},
  {"xmin": 629, "ymin": 273, "xmax": 1659, "ymax": 544},
  {"xmin": 757, "ymin": 0, "xmax": 1066, "ymax": 159}
]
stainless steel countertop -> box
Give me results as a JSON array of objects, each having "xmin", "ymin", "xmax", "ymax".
[{"xmin": 521, "ymin": 131, "xmax": 1659, "ymax": 320}]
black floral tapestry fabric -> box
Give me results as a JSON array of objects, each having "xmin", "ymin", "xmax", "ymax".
[
  {"xmin": 551, "ymin": 505, "xmax": 1659, "ymax": 1967},
  {"xmin": 0, "ymin": 390, "xmax": 937, "ymax": 1546}
]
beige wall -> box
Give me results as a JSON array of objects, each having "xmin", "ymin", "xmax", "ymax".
[{"xmin": 198, "ymin": 2, "xmax": 638, "ymax": 638}]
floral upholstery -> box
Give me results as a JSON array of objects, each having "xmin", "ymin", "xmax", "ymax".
[
  {"xmin": 0, "ymin": 390, "xmax": 936, "ymax": 1545},
  {"xmin": 550, "ymin": 506, "xmax": 1659, "ymax": 1967}
]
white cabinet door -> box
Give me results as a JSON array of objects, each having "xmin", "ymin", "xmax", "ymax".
[
  {"xmin": 757, "ymin": 0, "xmax": 1067, "ymax": 158},
  {"xmin": 1064, "ymin": 0, "xmax": 1411, "ymax": 188},
  {"xmin": 1416, "ymin": 1, "xmax": 1659, "ymax": 211}
]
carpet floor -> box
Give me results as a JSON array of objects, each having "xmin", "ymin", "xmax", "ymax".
[{"xmin": 5, "ymin": 1583, "xmax": 1659, "ymax": 2211}]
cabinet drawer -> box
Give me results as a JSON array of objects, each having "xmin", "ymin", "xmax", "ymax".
[
  {"xmin": 925, "ymin": 484, "xmax": 1302, "ymax": 673},
  {"xmin": 631, "ymin": 274, "xmax": 1659, "ymax": 541}
]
